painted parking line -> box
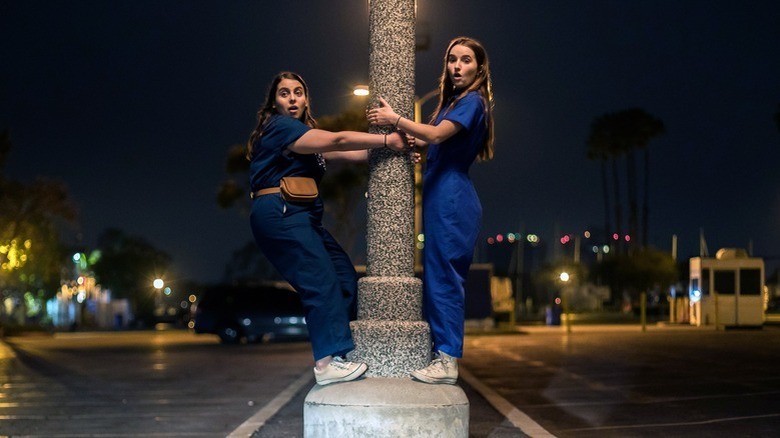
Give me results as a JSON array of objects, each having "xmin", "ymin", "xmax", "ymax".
[
  {"xmin": 228, "ymin": 367, "xmax": 313, "ymax": 438},
  {"xmin": 459, "ymin": 365, "xmax": 557, "ymax": 438},
  {"xmin": 231, "ymin": 363, "xmax": 555, "ymax": 437}
]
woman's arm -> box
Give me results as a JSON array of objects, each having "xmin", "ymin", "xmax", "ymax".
[
  {"xmin": 321, "ymin": 150, "xmax": 368, "ymax": 162},
  {"xmin": 368, "ymin": 97, "xmax": 461, "ymax": 144},
  {"xmin": 323, "ymin": 129, "xmax": 422, "ymax": 163},
  {"xmin": 289, "ymin": 129, "xmax": 406, "ymax": 154},
  {"xmin": 323, "ymin": 148, "xmax": 422, "ymax": 164}
]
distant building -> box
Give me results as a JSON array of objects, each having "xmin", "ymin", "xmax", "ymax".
[{"xmin": 689, "ymin": 248, "xmax": 765, "ymax": 327}]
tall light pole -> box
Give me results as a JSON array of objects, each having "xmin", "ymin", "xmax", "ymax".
[
  {"xmin": 153, "ymin": 278, "xmax": 164, "ymax": 312},
  {"xmin": 355, "ymin": 85, "xmax": 437, "ymax": 270},
  {"xmin": 559, "ymin": 271, "xmax": 572, "ymax": 333},
  {"xmin": 412, "ymin": 88, "xmax": 438, "ymax": 270},
  {"xmin": 304, "ymin": 1, "xmax": 468, "ymax": 436}
]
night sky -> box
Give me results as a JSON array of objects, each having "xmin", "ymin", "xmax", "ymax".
[{"xmin": 2, "ymin": 0, "xmax": 779, "ymax": 285}]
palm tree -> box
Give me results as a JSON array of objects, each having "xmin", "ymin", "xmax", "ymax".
[
  {"xmin": 610, "ymin": 139, "xmax": 624, "ymax": 251},
  {"xmin": 587, "ymin": 113, "xmax": 625, "ymax": 250},
  {"xmin": 775, "ymin": 104, "xmax": 780, "ymax": 133},
  {"xmin": 632, "ymin": 110, "xmax": 665, "ymax": 248},
  {"xmin": 586, "ymin": 126, "xmax": 612, "ymax": 246},
  {"xmin": 0, "ymin": 130, "xmax": 10, "ymax": 175},
  {"xmin": 611, "ymin": 109, "xmax": 665, "ymax": 248},
  {"xmin": 587, "ymin": 109, "xmax": 664, "ymax": 250}
]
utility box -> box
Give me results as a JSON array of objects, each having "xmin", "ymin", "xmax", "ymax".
[{"xmin": 689, "ymin": 248, "xmax": 765, "ymax": 327}]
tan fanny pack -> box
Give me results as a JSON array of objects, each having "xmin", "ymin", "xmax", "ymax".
[{"xmin": 280, "ymin": 177, "xmax": 318, "ymax": 203}]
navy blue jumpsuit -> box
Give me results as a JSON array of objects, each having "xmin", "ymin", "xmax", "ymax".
[
  {"xmin": 423, "ymin": 91, "xmax": 486, "ymax": 359},
  {"xmin": 248, "ymin": 114, "xmax": 358, "ymax": 361}
]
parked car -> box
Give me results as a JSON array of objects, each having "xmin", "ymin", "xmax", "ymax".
[{"xmin": 191, "ymin": 282, "xmax": 308, "ymax": 344}]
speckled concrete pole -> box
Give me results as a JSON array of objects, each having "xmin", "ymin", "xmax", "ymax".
[
  {"xmin": 364, "ymin": 0, "xmax": 416, "ymax": 279},
  {"xmin": 302, "ymin": 1, "xmax": 468, "ymax": 436},
  {"xmin": 348, "ymin": 0, "xmax": 430, "ymax": 378}
]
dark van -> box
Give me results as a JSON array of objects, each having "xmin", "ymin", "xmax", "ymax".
[{"xmin": 191, "ymin": 282, "xmax": 308, "ymax": 344}]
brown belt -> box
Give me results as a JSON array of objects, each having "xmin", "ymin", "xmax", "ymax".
[{"xmin": 250, "ymin": 187, "xmax": 281, "ymax": 199}]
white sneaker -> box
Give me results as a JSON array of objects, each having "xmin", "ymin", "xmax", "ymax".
[
  {"xmin": 313, "ymin": 357, "xmax": 368, "ymax": 385},
  {"xmin": 411, "ymin": 351, "xmax": 458, "ymax": 384}
]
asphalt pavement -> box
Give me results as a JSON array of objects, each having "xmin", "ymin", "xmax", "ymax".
[
  {"xmin": 238, "ymin": 321, "xmax": 780, "ymax": 437},
  {"xmin": 8, "ymin": 322, "xmax": 780, "ymax": 436},
  {"xmin": 233, "ymin": 324, "xmax": 554, "ymax": 437},
  {"xmin": 243, "ymin": 369, "xmax": 533, "ymax": 438}
]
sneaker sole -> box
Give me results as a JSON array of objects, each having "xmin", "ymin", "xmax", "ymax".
[
  {"xmin": 316, "ymin": 363, "xmax": 368, "ymax": 386},
  {"xmin": 410, "ymin": 371, "xmax": 457, "ymax": 385}
]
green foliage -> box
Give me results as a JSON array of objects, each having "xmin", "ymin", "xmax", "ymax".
[
  {"xmin": 591, "ymin": 247, "xmax": 678, "ymax": 299},
  {"xmin": 91, "ymin": 228, "xmax": 172, "ymax": 323},
  {"xmin": 1, "ymin": 130, "xmax": 78, "ymax": 315}
]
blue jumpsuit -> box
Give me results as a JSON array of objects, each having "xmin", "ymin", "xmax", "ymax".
[
  {"xmin": 423, "ymin": 92, "xmax": 486, "ymax": 359},
  {"xmin": 248, "ymin": 114, "xmax": 358, "ymax": 361}
]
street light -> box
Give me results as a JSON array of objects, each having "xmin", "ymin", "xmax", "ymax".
[
  {"xmin": 559, "ymin": 271, "xmax": 572, "ymax": 333},
  {"xmin": 153, "ymin": 278, "xmax": 164, "ymax": 315}
]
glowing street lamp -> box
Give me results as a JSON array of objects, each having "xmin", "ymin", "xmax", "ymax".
[
  {"xmin": 153, "ymin": 278, "xmax": 164, "ymax": 313},
  {"xmin": 558, "ymin": 271, "xmax": 572, "ymax": 332}
]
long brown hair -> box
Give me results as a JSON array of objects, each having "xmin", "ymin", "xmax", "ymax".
[
  {"xmin": 246, "ymin": 72, "xmax": 318, "ymax": 160},
  {"xmin": 430, "ymin": 37, "xmax": 495, "ymax": 161}
]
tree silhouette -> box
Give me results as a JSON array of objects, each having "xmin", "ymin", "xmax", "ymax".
[
  {"xmin": 315, "ymin": 108, "xmax": 370, "ymax": 261},
  {"xmin": 91, "ymin": 228, "xmax": 172, "ymax": 325},
  {"xmin": 216, "ymin": 108, "xmax": 371, "ymax": 276},
  {"xmin": 1, "ymin": 129, "xmax": 78, "ymax": 323},
  {"xmin": 587, "ymin": 113, "xmax": 625, "ymax": 248},
  {"xmin": 590, "ymin": 247, "xmax": 677, "ymax": 307},
  {"xmin": 0, "ymin": 130, "xmax": 11, "ymax": 175},
  {"xmin": 586, "ymin": 109, "xmax": 664, "ymax": 249},
  {"xmin": 775, "ymin": 104, "xmax": 780, "ymax": 133},
  {"xmin": 586, "ymin": 133, "xmax": 612, "ymax": 246},
  {"xmin": 216, "ymin": 143, "xmax": 251, "ymax": 213}
]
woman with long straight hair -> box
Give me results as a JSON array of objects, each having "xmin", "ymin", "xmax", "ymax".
[{"xmin": 368, "ymin": 36, "xmax": 495, "ymax": 384}]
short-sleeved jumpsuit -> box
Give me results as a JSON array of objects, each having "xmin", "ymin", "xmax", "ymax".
[
  {"xmin": 248, "ymin": 114, "xmax": 358, "ymax": 361},
  {"xmin": 423, "ymin": 91, "xmax": 487, "ymax": 359}
]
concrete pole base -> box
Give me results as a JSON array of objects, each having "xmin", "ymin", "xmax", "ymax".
[{"xmin": 304, "ymin": 377, "xmax": 469, "ymax": 437}]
